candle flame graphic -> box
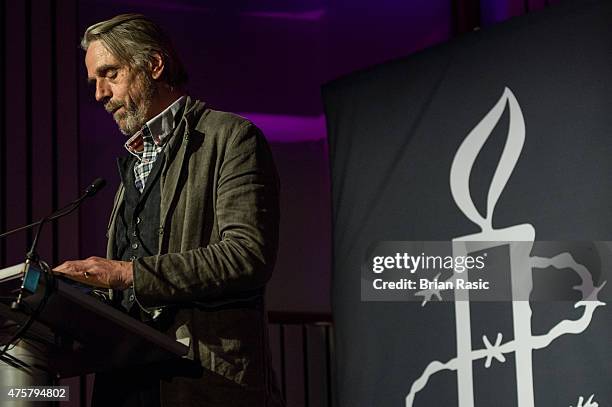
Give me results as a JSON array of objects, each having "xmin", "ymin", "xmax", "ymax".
[{"xmin": 450, "ymin": 87, "xmax": 525, "ymax": 232}]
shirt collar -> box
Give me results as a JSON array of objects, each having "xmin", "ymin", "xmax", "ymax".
[{"xmin": 124, "ymin": 95, "xmax": 186, "ymax": 157}]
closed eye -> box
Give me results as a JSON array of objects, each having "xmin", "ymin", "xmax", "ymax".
[{"xmin": 95, "ymin": 64, "xmax": 121, "ymax": 81}]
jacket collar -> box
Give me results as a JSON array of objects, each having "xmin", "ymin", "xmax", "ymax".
[{"xmin": 162, "ymin": 96, "xmax": 206, "ymax": 159}]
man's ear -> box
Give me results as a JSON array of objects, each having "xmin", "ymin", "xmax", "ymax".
[{"xmin": 150, "ymin": 52, "xmax": 165, "ymax": 80}]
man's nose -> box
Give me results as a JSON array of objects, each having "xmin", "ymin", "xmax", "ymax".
[{"xmin": 95, "ymin": 80, "xmax": 112, "ymax": 102}]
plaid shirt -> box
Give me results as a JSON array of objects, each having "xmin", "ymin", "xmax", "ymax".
[{"xmin": 124, "ymin": 96, "xmax": 186, "ymax": 192}]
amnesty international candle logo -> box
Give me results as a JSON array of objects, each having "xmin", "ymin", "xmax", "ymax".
[{"xmin": 361, "ymin": 88, "xmax": 609, "ymax": 407}]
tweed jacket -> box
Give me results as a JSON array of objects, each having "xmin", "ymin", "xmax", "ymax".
[{"xmin": 105, "ymin": 96, "xmax": 284, "ymax": 406}]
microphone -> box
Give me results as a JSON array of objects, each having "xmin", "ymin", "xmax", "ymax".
[
  {"xmin": 0, "ymin": 177, "xmax": 107, "ymax": 240},
  {"xmin": 85, "ymin": 177, "xmax": 107, "ymax": 197},
  {"xmin": 26, "ymin": 177, "xmax": 107, "ymax": 261}
]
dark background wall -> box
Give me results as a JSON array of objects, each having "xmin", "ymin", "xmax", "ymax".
[{"xmin": 1, "ymin": 0, "xmax": 80, "ymax": 277}]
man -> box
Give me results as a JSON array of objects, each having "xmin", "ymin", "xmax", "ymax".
[{"xmin": 53, "ymin": 13, "xmax": 284, "ymax": 407}]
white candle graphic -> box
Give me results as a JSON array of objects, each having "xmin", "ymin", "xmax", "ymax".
[{"xmin": 405, "ymin": 87, "xmax": 606, "ymax": 407}]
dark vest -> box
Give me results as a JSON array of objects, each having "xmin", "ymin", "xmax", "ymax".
[{"xmin": 114, "ymin": 154, "xmax": 165, "ymax": 315}]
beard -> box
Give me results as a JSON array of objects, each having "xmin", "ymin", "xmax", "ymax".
[{"xmin": 105, "ymin": 70, "xmax": 157, "ymax": 136}]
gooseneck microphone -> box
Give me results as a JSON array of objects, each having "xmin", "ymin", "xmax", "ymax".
[
  {"xmin": 26, "ymin": 177, "xmax": 107, "ymax": 261},
  {"xmin": 0, "ymin": 177, "xmax": 107, "ymax": 243}
]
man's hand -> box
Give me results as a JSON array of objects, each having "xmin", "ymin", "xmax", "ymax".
[{"xmin": 53, "ymin": 257, "xmax": 133, "ymax": 289}]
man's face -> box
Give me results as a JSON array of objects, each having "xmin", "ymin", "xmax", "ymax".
[{"xmin": 85, "ymin": 40, "xmax": 156, "ymax": 135}]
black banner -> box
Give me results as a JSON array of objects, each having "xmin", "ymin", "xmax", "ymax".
[{"xmin": 323, "ymin": 1, "xmax": 612, "ymax": 406}]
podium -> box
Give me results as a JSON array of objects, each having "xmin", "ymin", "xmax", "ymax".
[{"xmin": 0, "ymin": 262, "xmax": 189, "ymax": 378}]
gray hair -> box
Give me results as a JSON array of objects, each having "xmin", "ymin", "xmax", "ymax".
[{"xmin": 81, "ymin": 13, "xmax": 188, "ymax": 87}]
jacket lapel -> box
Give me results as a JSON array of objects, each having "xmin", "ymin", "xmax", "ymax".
[
  {"xmin": 106, "ymin": 183, "xmax": 125, "ymax": 258},
  {"xmin": 158, "ymin": 96, "xmax": 206, "ymax": 251}
]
